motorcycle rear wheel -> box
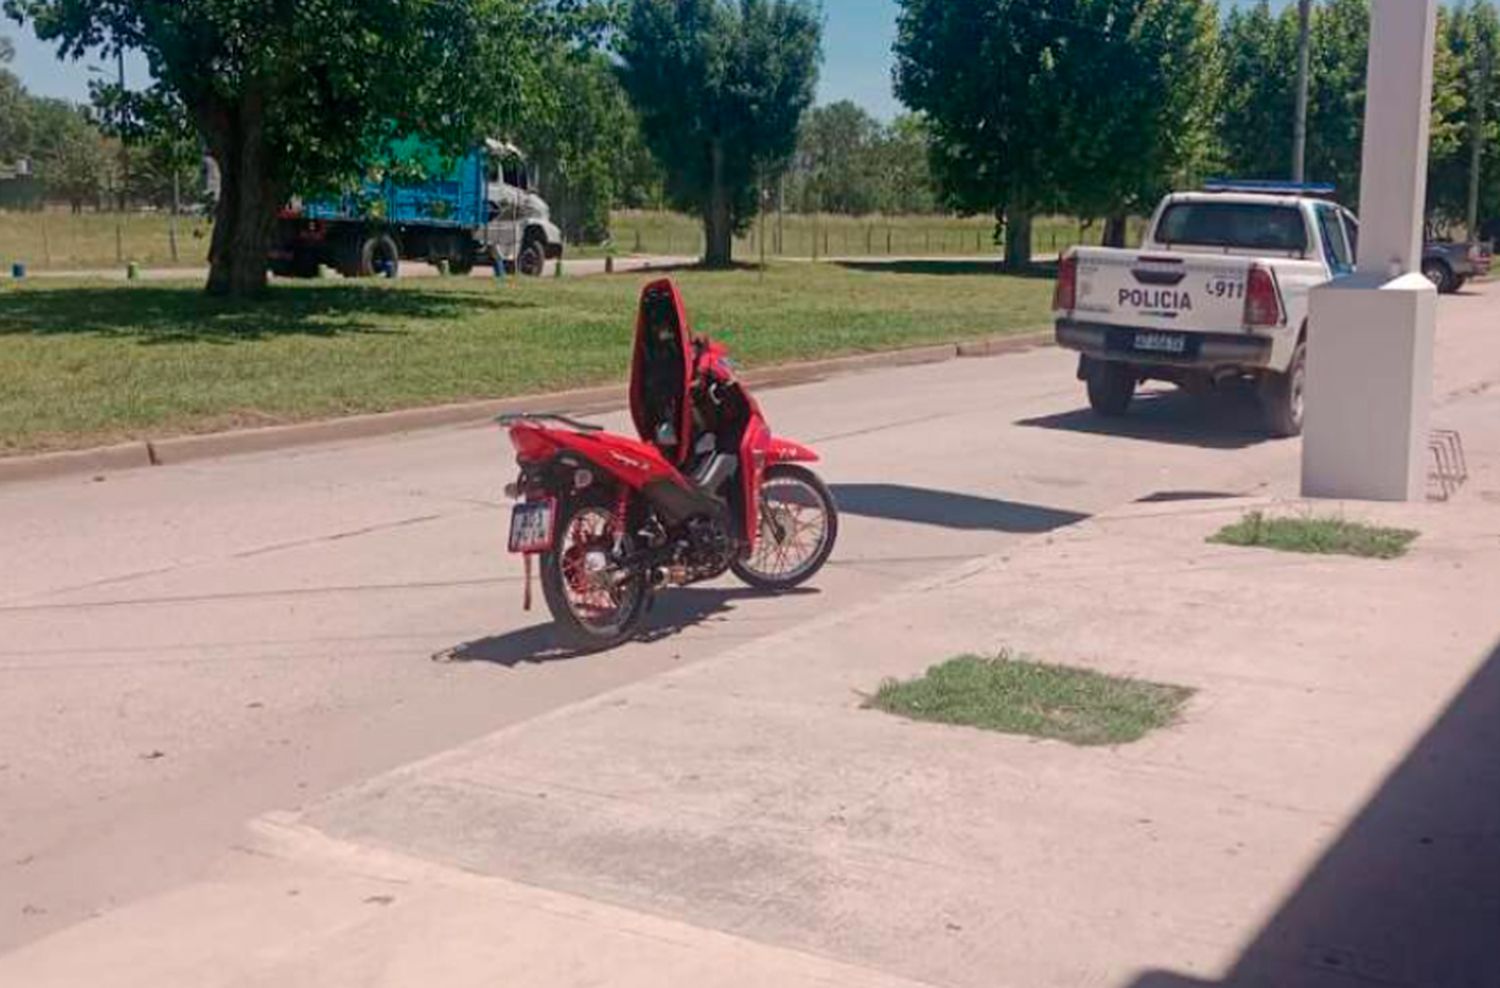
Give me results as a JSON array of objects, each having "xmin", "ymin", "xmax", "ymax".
[
  {"xmin": 731, "ymin": 465, "xmax": 839, "ymax": 592},
  {"xmin": 540, "ymin": 498, "xmax": 647, "ymax": 651}
]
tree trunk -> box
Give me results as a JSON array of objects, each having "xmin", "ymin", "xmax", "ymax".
[
  {"xmin": 703, "ymin": 140, "xmax": 733, "ymax": 268},
  {"xmin": 1103, "ymin": 214, "xmax": 1128, "ymax": 249},
  {"xmin": 1003, "ymin": 200, "xmax": 1033, "ymax": 270},
  {"xmin": 204, "ymin": 93, "xmax": 278, "ymax": 298}
]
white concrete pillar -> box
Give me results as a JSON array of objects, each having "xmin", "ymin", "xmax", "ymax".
[{"xmin": 1302, "ymin": 0, "xmax": 1439, "ymax": 502}]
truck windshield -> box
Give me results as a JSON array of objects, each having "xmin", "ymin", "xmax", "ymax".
[{"xmin": 1156, "ymin": 202, "xmax": 1309, "ymax": 253}]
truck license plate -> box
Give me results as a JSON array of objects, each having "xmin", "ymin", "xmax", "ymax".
[
  {"xmin": 508, "ymin": 500, "xmax": 556, "ymax": 554},
  {"xmin": 1134, "ymin": 331, "xmax": 1187, "ymax": 355}
]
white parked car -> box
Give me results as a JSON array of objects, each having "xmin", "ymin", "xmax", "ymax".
[{"xmin": 1053, "ymin": 181, "xmax": 1363, "ymax": 437}]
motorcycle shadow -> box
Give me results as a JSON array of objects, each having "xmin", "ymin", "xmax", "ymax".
[{"xmin": 434, "ymin": 585, "xmax": 820, "ymax": 666}]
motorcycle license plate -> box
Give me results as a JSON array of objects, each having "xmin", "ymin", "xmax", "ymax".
[
  {"xmin": 508, "ymin": 500, "xmax": 556, "ymax": 554},
  {"xmin": 1134, "ymin": 331, "xmax": 1187, "ymax": 355}
]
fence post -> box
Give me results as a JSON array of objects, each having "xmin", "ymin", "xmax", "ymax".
[{"xmin": 887, "ymin": 228, "xmax": 893, "ymax": 254}]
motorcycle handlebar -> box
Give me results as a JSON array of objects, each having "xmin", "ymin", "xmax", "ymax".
[{"xmin": 496, "ymin": 412, "xmax": 605, "ymax": 433}]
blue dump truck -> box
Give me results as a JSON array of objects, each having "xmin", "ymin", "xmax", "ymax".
[{"xmin": 270, "ymin": 138, "xmax": 564, "ymax": 279}]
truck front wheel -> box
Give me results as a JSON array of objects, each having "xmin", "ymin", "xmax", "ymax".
[
  {"xmin": 1261, "ymin": 342, "xmax": 1307, "ymax": 438},
  {"xmin": 518, "ymin": 232, "xmax": 547, "ymax": 277},
  {"xmin": 1086, "ymin": 360, "xmax": 1136, "ymax": 418}
]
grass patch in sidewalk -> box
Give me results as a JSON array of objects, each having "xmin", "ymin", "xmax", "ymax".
[
  {"xmin": 1209, "ymin": 511, "xmax": 1419, "ymax": 560},
  {"xmin": 867, "ymin": 653, "xmax": 1193, "ymax": 747}
]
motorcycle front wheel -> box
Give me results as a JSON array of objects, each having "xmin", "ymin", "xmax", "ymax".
[
  {"xmin": 540, "ymin": 498, "xmax": 648, "ymax": 651},
  {"xmin": 731, "ymin": 464, "xmax": 839, "ymax": 592}
]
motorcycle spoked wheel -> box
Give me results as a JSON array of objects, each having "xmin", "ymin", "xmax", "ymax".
[
  {"xmin": 731, "ymin": 464, "xmax": 839, "ymax": 592},
  {"xmin": 539, "ymin": 497, "xmax": 648, "ymax": 651}
]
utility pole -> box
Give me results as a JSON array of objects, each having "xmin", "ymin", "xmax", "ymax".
[
  {"xmin": 758, "ymin": 170, "xmax": 767, "ymax": 278},
  {"xmin": 115, "ymin": 47, "xmax": 127, "ymax": 263},
  {"xmin": 1292, "ymin": 0, "xmax": 1314, "ymax": 182},
  {"xmin": 776, "ymin": 172, "xmax": 785, "ymax": 255},
  {"xmin": 1467, "ymin": 45, "xmax": 1491, "ymax": 238}
]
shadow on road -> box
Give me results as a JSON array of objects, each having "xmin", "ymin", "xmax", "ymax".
[
  {"xmin": 436, "ymin": 585, "xmax": 819, "ymax": 666},
  {"xmin": 831, "ymin": 483, "xmax": 1088, "ymax": 534},
  {"xmin": 0, "ymin": 283, "xmax": 535, "ymax": 344},
  {"xmin": 1126, "ymin": 641, "xmax": 1500, "ymax": 987},
  {"xmin": 1017, "ymin": 388, "xmax": 1276, "ymax": 451}
]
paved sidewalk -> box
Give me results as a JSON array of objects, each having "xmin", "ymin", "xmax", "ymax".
[{"xmin": 5, "ymin": 458, "xmax": 1497, "ymax": 986}]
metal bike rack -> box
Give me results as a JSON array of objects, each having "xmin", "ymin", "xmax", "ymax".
[{"xmin": 1428, "ymin": 428, "xmax": 1469, "ymax": 502}]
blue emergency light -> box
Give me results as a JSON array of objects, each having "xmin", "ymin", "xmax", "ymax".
[{"xmin": 1203, "ymin": 178, "xmax": 1338, "ymax": 197}]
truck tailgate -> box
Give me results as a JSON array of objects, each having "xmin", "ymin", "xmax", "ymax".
[{"xmin": 1070, "ymin": 248, "xmax": 1257, "ymax": 333}]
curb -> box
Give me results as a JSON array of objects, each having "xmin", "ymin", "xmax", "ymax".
[{"xmin": 0, "ymin": 329, "xmax": 1053, "ymax": 486}]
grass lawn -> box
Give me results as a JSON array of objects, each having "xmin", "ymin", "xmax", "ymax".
[
  {"xmin": 1209, "ymin": 511, "xmax": 1420, "ymax": 560},
  {"xmin": 0, "ymin": 208, "xmax": 1147, "ymax": 271},
  {"xmin": 0, "ymin": 210, "xmax": 215, "ymax": 270},
  {"xmin": 609, "ymin": 210, "xmax": 1145, "ymax": 260},
  {"xmin": 868, "ymin": 653, "xmax": 1193, "ymax": 747},
  {"xmin": 0, "ymin": 260, "xmax": 1053, "ymax": 455}
]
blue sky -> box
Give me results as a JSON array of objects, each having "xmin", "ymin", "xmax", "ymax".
[{"xmin": 4, "ymin": 1, "xmax": 1287, "ymax": 119}]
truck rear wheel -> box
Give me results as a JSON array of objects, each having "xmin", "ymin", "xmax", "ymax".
[
  {"xmin": 1261, "ymin": 342, "xmax": 1307, "ymax": 438},
  {"xmin": 355, "ymin": 233, "xmax": 400, "ymax": 279},
  {"xmin": 1086, "ymin": 360, "xmax": 1136, "ymax": 418},
  {"xmin": 1422, "ymin": 258, "xmax": 1456, "ymax": 294}
]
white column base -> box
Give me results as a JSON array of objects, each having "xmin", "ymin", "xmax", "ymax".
[{"xmin": 1301, "ymin": 272, "xmax": 1436, "ymax": 502}]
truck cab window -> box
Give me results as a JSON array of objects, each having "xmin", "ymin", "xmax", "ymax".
[{"xmin": 502, "ymin": 160, "xmax": 527, "ymax": 191}]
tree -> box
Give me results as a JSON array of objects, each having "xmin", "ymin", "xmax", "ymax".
[
  {"xmin": 793, "ymin": 100, "xmax": 883, "ymax": 215},
  {"xmin": 1303, "ymin": 0, "xmax": 1371, "ymax": 201},
  {"xmin": 5, "ymin": 0, "xmax": 546, "ymax": 297},
  {"xmin": 874, "ymin": 113, "xmax": 938, "ymax": 215},
  {"xmin": 26, "ymin": 97, "xmax": 110, "ymax": 210},
  {"xmin": 1429, "ymin": 2, "xmax": 1500, "ymax": 234},
  {"xmin": 1051, "ymin": 0, "xmax": 1221, "ymax": 245},
  {"xmin": 0, "ymin": 33, "xmax": 30, "ymax": 164},
  {"xmin": 1218, "ymin": 0, "xmax": 1468, "ymax": 214},
  {"xmin": 896, "ymin": 0, "xmax": 1220, "ymax": 268},
  {"xmin": 617, "ymin": 0, "xmax": 821, "ymax": 267},
  {"xmin": 519, "ymin": 50, "xmax": 652, "ymax": 244},
  {"xmin": 1220, "ymin": 2, "xmax": 1298, "ymax": 185}
]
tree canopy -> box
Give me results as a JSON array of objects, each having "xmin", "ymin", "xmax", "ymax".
[
  {"xmin": 895, "ymin": 0, "xmax": 1220, "ymax": 268},
  {"xmin": 617, "ymin": 0, "xmax": 821, "ymax": 267},
  {"xmin": 4, "ymin": 0, "xmax": 551, "ymax": 295}
]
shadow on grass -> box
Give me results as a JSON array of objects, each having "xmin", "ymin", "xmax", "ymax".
[
  {"xmin": 0, "ymin": 283, "xmax": 537, "ymax": 344},
  {"xmin": 834, "ymin": 258, "xmax": 1059, "ymax": 279}
]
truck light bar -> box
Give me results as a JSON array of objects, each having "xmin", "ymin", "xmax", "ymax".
[{"xmin": 1203, "ymin": 178, "xmax": 1337, "ymax": 197}]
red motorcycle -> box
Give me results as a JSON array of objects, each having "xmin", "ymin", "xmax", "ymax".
[{"xmin": 501, "ymin": 278, "xmax": 839, "ymax": 649}]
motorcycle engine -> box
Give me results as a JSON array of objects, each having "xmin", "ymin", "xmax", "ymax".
[{"xmin": 666, "ymin": 516, "xmax": 734, "ymax": 585}]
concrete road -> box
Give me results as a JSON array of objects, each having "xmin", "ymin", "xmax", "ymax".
[{"xmin": 2, "ymin": 281, "xmax": 1496, "ymax": 952}]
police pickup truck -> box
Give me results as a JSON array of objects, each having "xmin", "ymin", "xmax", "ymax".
[{"xmin": 1053, "ymin": 181, "xmax": 1361, "ymax": 437}]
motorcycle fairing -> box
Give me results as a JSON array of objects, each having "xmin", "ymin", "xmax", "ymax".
[{"xmin": 630, "ymin": 279, "xmax": 695, "ymax": 467}]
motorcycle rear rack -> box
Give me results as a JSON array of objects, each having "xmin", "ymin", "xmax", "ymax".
[{"xmin": 497, "ymin": 412, "xmax": 605, "ymax": 433}]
